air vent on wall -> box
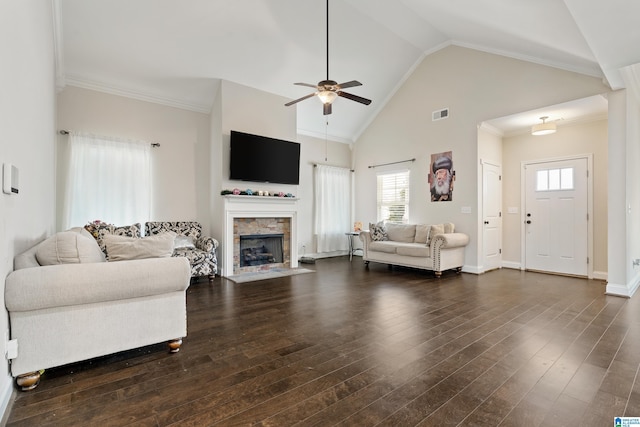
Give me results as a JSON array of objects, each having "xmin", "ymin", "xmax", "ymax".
[{"xmin": 432, "ymin": 108, "xmax": 449, "ymax": 121}]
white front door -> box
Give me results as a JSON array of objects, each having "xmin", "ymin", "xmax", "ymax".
[
  {"xmin": 524, "ymin": 158, "xmax": 588, "ymax": 276},
  {"xmin": 483, "ymin": 162, "xmax": 502, "ymax": 271}
]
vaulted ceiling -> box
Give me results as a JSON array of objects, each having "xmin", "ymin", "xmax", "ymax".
[{"xmin": 57, "ymin": 0, "xmax": 640, "ymax": 142}]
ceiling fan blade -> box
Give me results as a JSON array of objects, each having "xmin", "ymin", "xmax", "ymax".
[
  {"xmin": 294, "ymin": 82, "xmax": 319, "ymax": 89},
  {"xmin": 337, "ymin": 91, "xmax": 372, "ymax": 105},
  {"xmin": 285, "ymin": 92, "xmax": 317, "ymax": 106},
  {"xmin": 336, "ymin": 80, "xmax": 362, "ymax": 89},
  {"xmin": 323, "ymin": 103, "xmax": 332, "ymax": 115}
]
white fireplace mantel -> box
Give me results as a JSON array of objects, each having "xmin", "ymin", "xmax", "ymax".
[{"xmin": 222, "ymin": 195, "xmax": 299, "ymax": 276}]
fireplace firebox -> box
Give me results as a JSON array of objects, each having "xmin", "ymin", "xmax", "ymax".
[{"xmin": 239, "ymin": 234, "xmax": 284, "ymax": 267}]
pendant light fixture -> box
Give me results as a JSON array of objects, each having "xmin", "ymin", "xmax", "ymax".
[{"xmin": 531, "ymin": 116, "xmax": 556, "ymax": 136}]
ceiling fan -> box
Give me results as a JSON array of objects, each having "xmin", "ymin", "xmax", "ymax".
[{"xmin": 284, "ymin": 0, "xmax": 372, "ymax": 115}]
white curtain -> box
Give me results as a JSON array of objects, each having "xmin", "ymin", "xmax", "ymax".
[
  {"xmin": 314, "ymin": 165, "xmax": 351, "ymax": 252},
  {"xmin": 62, "ymin": 132, "xmax": 151, "ymax": 229}
]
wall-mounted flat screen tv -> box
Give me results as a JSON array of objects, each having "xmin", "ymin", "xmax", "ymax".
[{"xmin": 230, "ymin": 130, "xmax": 300, "ymax": 185}]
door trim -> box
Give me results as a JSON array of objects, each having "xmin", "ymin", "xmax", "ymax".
[{"xmin": 519, "ymin": 154, "xmax": 594, "ymax": 279}]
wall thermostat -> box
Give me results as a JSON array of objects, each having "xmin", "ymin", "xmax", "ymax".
[{"xmin": 3, "ymin": 163, "xmax": 19, "ymax": 195}]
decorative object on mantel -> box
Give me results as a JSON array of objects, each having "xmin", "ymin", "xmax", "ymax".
[{"xmin": 220, "ymin": 189, "xmax": 295, "ymax": 198}]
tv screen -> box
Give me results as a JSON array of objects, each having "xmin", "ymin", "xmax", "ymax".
[{"xmin": 230, "ymin": 130, "xmax": 301, "ymax": 185}]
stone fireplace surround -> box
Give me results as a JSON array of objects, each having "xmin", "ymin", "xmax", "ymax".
[{"xmin": 222, "ymin": 195, "xmax": 298, "ymax": 276}]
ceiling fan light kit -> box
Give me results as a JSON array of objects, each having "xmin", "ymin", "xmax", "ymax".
[
  {"xmin": 531, "ymin": 116, "xmax": 556, "ymax": 136},
  {"xmin": 284, "ymin": 0, "xmax": 371, "ymax": 115}
]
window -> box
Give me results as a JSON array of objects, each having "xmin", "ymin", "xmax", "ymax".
[
  {"xmin": 536, "ymin": 167, "xmax": 574, "ymax": 191},
  {"xmin": 377, "ymin": 170, "xmax": 410, "ymax": 223}
]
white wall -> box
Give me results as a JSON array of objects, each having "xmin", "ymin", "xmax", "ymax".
[
  {"xmin": 0, "ymin": 0, "xmax": 56, "ymax": 417},
  {"xmin": 502, "ymin": 119, "xmax": 608, "ymax": 275},
  {"xmin": 353, "ymin": 45, "xmax": 609, "ymax": 271},
  {"xmin": 56, "ymin": 86, "xmax": 212, "ymax": 233}
]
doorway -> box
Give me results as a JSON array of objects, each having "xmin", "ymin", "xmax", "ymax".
[{"xmin": 522, "ymin": 156, "xmax": 592, "ymax": 277}]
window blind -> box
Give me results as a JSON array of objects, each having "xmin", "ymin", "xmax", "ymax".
[{"xmin": 376, "ymin": 170, "xmax": 410, "ymax": 223}]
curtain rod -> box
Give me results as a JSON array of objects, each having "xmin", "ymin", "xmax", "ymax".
[
  {"xmin": 368, "ymin": 158, "xmax": 415, "ymax": 169},
  {"xmin": 58, "ymin": 130, "xmax": 161, "ymax": 147},
  {"xmin": 313, "ymin": 163, "xmax": 354, "ymax": 172}
]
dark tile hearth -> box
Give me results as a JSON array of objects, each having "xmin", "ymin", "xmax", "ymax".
[{"xmin": 6, "ymin": 258, "xmax": 639, "ymax": 426}]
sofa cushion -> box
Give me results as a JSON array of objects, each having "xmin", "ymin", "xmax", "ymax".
[
  {"xmin": 385, "ymin": 223, "xmax": 416, "ymax": 243},
  {"xmin": 395, "ymin": 243, "xmax": 431, "ymax": 258},
  {"xmin": 414, "ymin": 224, "xmax": 430, "ymax": 243},
  {"xmin": 103, "ymin": 232, "xmax": 176, "ymax": 261},
  {"xmin": 35, "ymin": 231, "xmax": 105, "ymax": 266},
  {"xmin": 369, "ymin": 241, "xmax": 398, "ymax": 254},
  {"xmin": 369, "ymin": 221, "xmax": 388, "ymax": 241},
  {"xmin": 444, "ymin": 223, "xmax": 455, "ymax": 233}
]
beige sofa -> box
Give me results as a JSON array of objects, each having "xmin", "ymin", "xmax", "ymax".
[
  {"xmin": 4, "ymin": 228, "xmax": 191, "ymax": 390},
  {"xmin": 360, "ymin": 222, "xmax": 469, "ymax": 276}
]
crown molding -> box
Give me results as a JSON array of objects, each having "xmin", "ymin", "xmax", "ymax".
[
  {"xmin": 451, "ymin": 40, "xmax": 603, "ymax": 80},
  {"xmin": 64, "ymin": 74, "xmax": 213, "ymax": 114},
  {"xmin": 478, "ymin": 121, "xmax": 504, "ymax": 137}
]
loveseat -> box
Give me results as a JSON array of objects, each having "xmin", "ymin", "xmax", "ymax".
[
  {"xmin": 360, "ymin": 222, "xmax": 469, "ymax": 276},
  {"xmin": 4, "ymin": 227, "xmax": 191, "ymax": 390},
  {"xmin": 145, "ymin": 221, "xmax": 218, "ymax": 280}
]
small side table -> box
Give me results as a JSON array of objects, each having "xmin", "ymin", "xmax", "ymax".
[{"xmin": 345, "ymin": 231, "xmax": 361, "ymax": 261}]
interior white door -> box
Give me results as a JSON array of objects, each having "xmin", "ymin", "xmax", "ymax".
[
  {"xmin": 525, "ymin": 158, "xmax": 588, "ymax": 276},
  {"xmin": 483, "ymin": 162, "xmax": 502, "ymax": 271}
]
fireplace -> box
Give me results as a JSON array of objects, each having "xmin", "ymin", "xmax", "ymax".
[
  {"xmin": 239, "ymin": 233, "xmax": 284, "ymax": 267},
  {"xmin": 222, "ymin": 195, "xmax": 298, "ymax": 276}
]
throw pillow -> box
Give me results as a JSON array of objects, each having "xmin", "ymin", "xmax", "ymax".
[
  {"xmin": 85, "ymin": 222, "xmax": 142, "ymax": 256},
  {"xmin": 36, "ymin": 231, "xmax": 106, "ymax": 266},
  {"xmin": 426, "ymin": 224, "xmax": 445, "ymax": 246},
  {"xmin": 174, "ymin": 235, "xmax": 196, "ymax": 249},
  {"xmin": 444, "ymin": 223, "xmax": 455, "ymax": 233},
  {"xmin": 414, "ymin": 224, "xmax": 430, "ymax": 243},
  {"xmin": 103, "ymin": 231, "xmax": 176, "ymax": 261},
  {"xmin": 369, "ymin": 221, "xmax": 388, "ymax": 241}
]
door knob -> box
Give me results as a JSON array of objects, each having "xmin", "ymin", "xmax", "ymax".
[
  {"xmin": 526, "ymin": 220, "xmax": 532, "ymax": 224},
  {"xmin": 484, "ymin": 221, "xmax": 489, "ymax": 225}
]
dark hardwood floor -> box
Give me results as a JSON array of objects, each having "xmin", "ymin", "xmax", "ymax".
[{"xmin": 6, "ymin": 257, "xmax": 640, "ymax": 426}]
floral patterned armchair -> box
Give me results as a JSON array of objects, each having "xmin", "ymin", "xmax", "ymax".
[{"xmin": 145, "ymin": 221, "xmax": 218, "ymax": 280}]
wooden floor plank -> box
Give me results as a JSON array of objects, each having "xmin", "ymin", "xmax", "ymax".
[{"xmin": 5, "ymin": 258, "xmax": 639, "ymax": 426}]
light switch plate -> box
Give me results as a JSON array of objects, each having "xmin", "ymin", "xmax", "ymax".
[
  {"xmin": 3, "ymin": 163, "xmax": 18, "ymax": 195},
  {"xmin": 461, "ymin": 206, "xmax": 472, "ymax": 214}
]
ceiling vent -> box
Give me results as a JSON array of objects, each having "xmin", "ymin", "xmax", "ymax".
[{"xmin": 432, "ymin": 108, "xmax": 449, "ymax": 121}]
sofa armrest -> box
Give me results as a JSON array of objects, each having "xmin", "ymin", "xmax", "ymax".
[
  {"xmin": 431, "ymin": 232, "xmax": 469, "ymax": 249},
  {"xmin": 196, "ymin": 235, "xmax": 218, "ymax": 253},
  {"xmin": 5, "ymin": 257, "xmax": 191, "ymax": 312},
  {"xmin": 359, "ymin": 231, "xmax": 372, "ymax": 257}
]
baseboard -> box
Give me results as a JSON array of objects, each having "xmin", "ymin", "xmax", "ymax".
[
  {"xmin": 606, "ymin": 272, "xmax": 640, "ymax": 298},
  {"xmin": 501, "ymin": 261, "xmax": 521, "ymax": 270},
  {"xmin": 0, "ymin": 377, "xmax": 14, "ymax": 425},
  {"xmin": 461, "ymin": 265, "xmax": 482, "ymax": 274},
  {"xmin": 592, "ymin": 270, "xmax": 608, "ymax": 281}
]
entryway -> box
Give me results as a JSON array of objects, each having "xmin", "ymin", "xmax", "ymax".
[{"xmin": 523, "ymin": 156, "xmax": 591, "ymax": 277}]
